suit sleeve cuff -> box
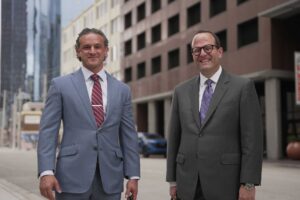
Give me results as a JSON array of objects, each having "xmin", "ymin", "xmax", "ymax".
[
  {"xmin": 169, "ymin": 182, "xmax": 177, "ymax": 187},
  {"xmin": 129, "ymin": 176, "xmax": 140, "ymax": 180},
  {"xmin": 39, "ymin": 170, "xmax": 54, "ymax": 178}
]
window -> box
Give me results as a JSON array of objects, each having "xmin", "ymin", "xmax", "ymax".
[
  {"xmin": 124, "ymin": 67, "xmax": 132, "ymax": 82},
  {"xmin": 124, "ymin": 39, "xmax": 132, "ymax": 56},
  {"xmin": 110, "ymin": 45, "xmax": 118, "ymax": 62},
  {"xmin": 151, "ymin": 56, "xmax": 161, "ymax": 74},
  {"xmin": 137, "ymin": 62, "xmax": 146, "ymax": 79},
  {"xmin": 137, "ymin": 32, "xmax": 146, "ymax": 50},
  {"xmin": 210, "ymin": 0, "xmax": 226, "ymax": 17},
  {"xmin": 151, "ymin": 0, "xmax": 161, "ymax": 13},
  {"xmin": 151, "ymin": 24, "xmax": 161, "ymax": 44},
  {"xmin": 216, "ymin": 30, "xmax": 227, "ymax": 51},
  {"xmin": 97, "ymin": 2, "xmax": 108, "ymax": 18},
  {"xmin": 137, "ymin": 3, "xmax": 146, "ymax": 22},
  {"xmin": 124, "ymin": 12, "xmax": 132, "ymax": 29},
  {"xmin": 168, "ymin": 48, "xmax": 180, "ymax": 69},
  {"xmin": 237, "ymin": 0, "xmax": 249, "ymax": 5},
  {"xmin": 187, "ymin": 44, "xmax": 193, "ymax": 64},
  {"xmin": 111, "ymin": 0, "xmax": 119, "ymax": 8},
  {"xmin": 96, "ymin": 5, "xmax": 100, "ymax": 19},
  {"xmin": 238, "ymin": 17, "xmax": 258, "ymax": 48},
  {"xmin": 187, "ymin": 2, "xmax": 201, "ymax": 28},
  {"xmin": 168, "ymin": 14, "xmax": 180, "ymax": 36},
  {"xmin": 111, "ymin": 17, "xmax": 119, "ymax": 34}
]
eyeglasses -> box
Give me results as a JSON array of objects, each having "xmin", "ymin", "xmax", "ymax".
[{"xmin": 191, "ymin": 44, "xmax": 219, "ymax": 56}]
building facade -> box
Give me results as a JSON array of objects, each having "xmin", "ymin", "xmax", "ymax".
[
  {"xmin": 27, "ymin": 0, "xmax": 61, "ymax": 101},
  {"xmin": 1, "ymin": 0, "xmax": 27, "ymax": 104},
  {"xmin": 121, "ymin": 0, "xmax": 300, "ymax": 159},
  {"xmin": 61, "ymin": 0, "xmax": 122, "ymax": 80}
]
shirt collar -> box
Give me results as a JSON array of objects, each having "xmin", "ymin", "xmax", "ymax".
[
  {"xmin": 199, "ymin": 66, "xmax": 222, "ymax": 86},
  {"xmin": 81, "ymin": 66, "xmax": 107, "ymax": 82}
]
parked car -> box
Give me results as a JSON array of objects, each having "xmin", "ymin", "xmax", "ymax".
[{"xmin": 137, "ymin": 132, "xmax": 167, "ymax": 158}]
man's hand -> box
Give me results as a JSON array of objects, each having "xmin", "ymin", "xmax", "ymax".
[
  {"xmin": 125, "ymin": 179, "xmax": 138, "ymax": 200},
  {"xmin": 170, "ymin": 186, "xmax": 177, "ymax": 200},
  {"xmin": 239, "ymin": 185, "xmax": 256, "ymax": 200},
  {"xmin": 39, "ymin": 175, "xmax": 61, "ymax": 200}
]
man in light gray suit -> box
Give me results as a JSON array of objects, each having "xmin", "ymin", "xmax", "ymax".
[
  {"xmin": 166, "ymin": 30, "xmax": 263, "ymax": 200},
  {"xmin": 38, "ymin": 28, "xmax": 140, "ymax": 200}
]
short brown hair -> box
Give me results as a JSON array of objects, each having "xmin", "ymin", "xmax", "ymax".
[
  {"xmin": 75, "ymin": 28, "xmax": 109, "ymax": 49},
  {"xmin": 192, "ymin": 30, "xmax": 221, "ymax": 48}
]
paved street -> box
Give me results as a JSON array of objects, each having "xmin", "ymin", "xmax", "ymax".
[{"xmin": 0, "ymin": 148, "xmax": 299, "ymax": 200}]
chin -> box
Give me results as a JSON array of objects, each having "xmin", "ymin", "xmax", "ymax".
[{"xmin": 199, "ymin": 64, "xmax": 212, "ymax": 70}]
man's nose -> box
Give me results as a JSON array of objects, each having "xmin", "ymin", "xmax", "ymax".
[
  {"xmin": 89, "ymin": 46, "xmax": 96, "ymax": 53},
  {"xmin": 199, "ymin": 48, "xmax": 207, "ymax": 56}
]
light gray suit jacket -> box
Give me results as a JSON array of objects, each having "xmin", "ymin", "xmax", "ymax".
[
  {"xmin": 166, "ymin": 70, "xmax": 263, "ymax": 200},
  {"xmin": 37, "ymin": 69, "xmax": 140, "ymax": 194}
]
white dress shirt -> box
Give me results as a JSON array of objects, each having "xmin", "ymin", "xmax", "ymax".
[{"xmin": 198, "ymin": 66, "xmax": 222, "ymax": 111}]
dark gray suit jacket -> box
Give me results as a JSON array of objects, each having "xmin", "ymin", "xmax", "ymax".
[
  {"xmin": 38, "ymin": 69, "xmax": 140, "ymax": 194},
  {"xmin": 166, "ymin": 70, "xmax": 263, "ymax": 200}
]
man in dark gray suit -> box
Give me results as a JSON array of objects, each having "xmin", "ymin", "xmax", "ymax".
[
  {"xmin": 38, "ymin": 28, "xmax": 140, "ymax": 200},
  {"xmin": 166, "ymin": 30, "xmax": 263, "ymax": 200}
]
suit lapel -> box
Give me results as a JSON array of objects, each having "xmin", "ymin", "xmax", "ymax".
[
  {"xmin": 190, "ymin": 76, "xmax": 201, "ymax": 130},
  {"xmin": 71, "ymin": 69, "xmax": 96, "ymax": 126},
  {"xmin": 200, "ymin": 70, "xmax": 230, "ymax": 130},
  {"xmin": 104, "ymin": 72, "xmax": 116, "ymax": 122}
]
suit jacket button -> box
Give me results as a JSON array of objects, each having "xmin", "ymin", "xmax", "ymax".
[
  {"xmin": 199, "ymin": 134, "xmax": 203, "ymax": 137},
  {"xmin": 93, "ymin": 146, "xmax": 98, "ymax": 151}
]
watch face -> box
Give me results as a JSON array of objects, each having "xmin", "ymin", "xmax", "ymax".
[{"xmin": 244, "ymin": 183, "xmax": 255, "ymax": 191}]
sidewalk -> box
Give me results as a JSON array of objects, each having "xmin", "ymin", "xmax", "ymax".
[
  {"xmin": 0, "ymin": 178, "xmax": 43, "ymax": 200},
  {"xmin": 0, "ymin": 155, "xmax": 299, "ymax": 200}
]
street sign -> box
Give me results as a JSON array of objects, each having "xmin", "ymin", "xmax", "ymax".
[{"xmin": 295, "ymin": 52, "xmax": 300, "ymax": 105}]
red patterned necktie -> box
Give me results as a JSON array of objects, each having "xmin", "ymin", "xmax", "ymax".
[{"xmin": 91, "ymin": 74, "xmax": 104, "ymax": 127}]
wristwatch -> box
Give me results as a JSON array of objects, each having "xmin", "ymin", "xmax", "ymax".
[{"xmin": 242, "ymin": 183, "xmax": 255, "ymax": 191}]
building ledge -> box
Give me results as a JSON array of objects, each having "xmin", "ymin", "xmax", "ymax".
[{"xmin": 259, "ymin": 0, "xmax": 300, "ymax": 19}]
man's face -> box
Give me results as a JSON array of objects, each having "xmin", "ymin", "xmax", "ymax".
[
  {"xmin": 76, "ymin": 33, "xmax": 108, "ymax": 73},
  {"xmin": 191, "ymin": 33, "xmax": 223, "ymax": 77}
]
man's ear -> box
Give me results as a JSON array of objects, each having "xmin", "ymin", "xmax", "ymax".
[{"xmin": 218, "ymin": 47, "xmax": 223, "ymax": 58}]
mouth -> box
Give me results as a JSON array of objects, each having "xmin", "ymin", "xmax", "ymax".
[
  {"xmin": 199, "ymin": 59, "xmax": 211, "ymax": 65},
  {"xmin": 88, "ymin": 57, "xmax": 99, "ymax": 60}
]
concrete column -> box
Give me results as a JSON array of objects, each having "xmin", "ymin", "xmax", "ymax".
[
  {"xmin": 148, "ymin": 101, "xmax": 156, "ymax": 133},
  {"xmin": 265, "ymin": 78, "xmax": 282, "ymax": 159},
  {"xmin": 164, "ymin": 98, "xmax": 171, "ymax": 139}
]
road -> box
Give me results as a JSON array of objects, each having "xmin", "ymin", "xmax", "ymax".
[{"xmin": 0, "ymin": 148, "xmax": 300, "ymax": 200}]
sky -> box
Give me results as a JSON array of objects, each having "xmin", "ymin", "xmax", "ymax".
[{"xmin": 61, "ymin": 0, "xmax": 94, "ymax": 27}]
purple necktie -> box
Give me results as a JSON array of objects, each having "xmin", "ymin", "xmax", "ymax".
[{"xmin": 199, "ymin": 79, "xmax": 213, "ymax": 123}]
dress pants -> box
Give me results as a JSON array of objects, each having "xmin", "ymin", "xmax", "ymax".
[{"xmin": 56, "ymin": 164, "xmax": 121, "ymax": 200}]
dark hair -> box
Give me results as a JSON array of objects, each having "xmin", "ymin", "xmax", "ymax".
[
  {"xmin": 75, "ymin": 28, "xmax": 109, "ymax": 61},
  {"xmin": 192, "ymin": 30, "xmax": 221, "ymax": 48},
  {"xmin": 75, "ymin": 28, "xmax": 109, "ymax": 49}
]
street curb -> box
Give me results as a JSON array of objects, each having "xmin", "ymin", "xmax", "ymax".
[{"xmin": 0, "ymin": 179, "xmax": 44, "ymax": 200}]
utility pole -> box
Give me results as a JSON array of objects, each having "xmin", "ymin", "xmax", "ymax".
[
  {"xmin": 42, "ymin": 73, "xmax": 47, "ymax": 103},
  {"xmin": 17, "ymin": 88, "xmax": 22, "ymax": 149},
  {"xmin": 11, "ymin": 94, "xmax": 17, "ymax": 149},
  {"xmin": 0, "ymin": 90, "xmax": 7, "ymax": 146}
]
